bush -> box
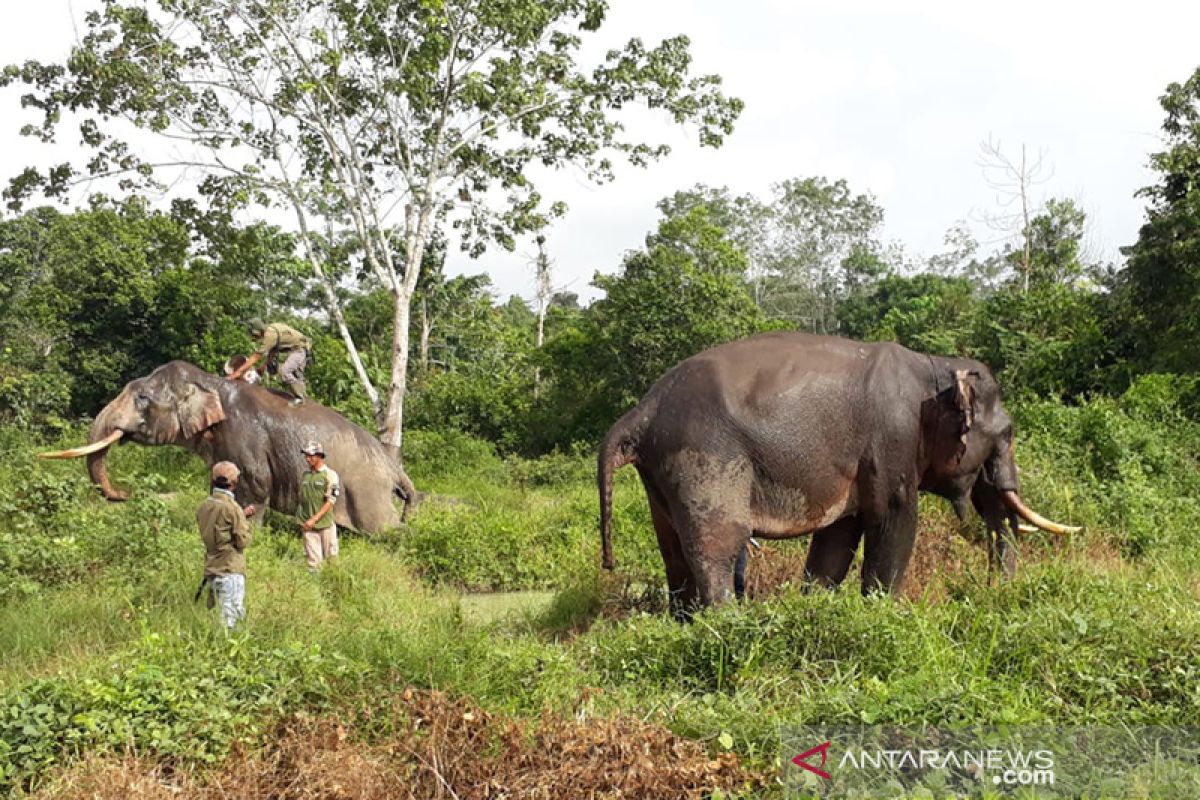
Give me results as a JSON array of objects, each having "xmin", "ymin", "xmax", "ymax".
[
  {"xmin": 0, "ymin": 635, "xmax": 357, "ymax": 793},
  {"xmin": 0, "ymin": 366, "xmax": 73, "ymax": 432},
  {"xmin": 403, "ymin": 428, "xmax": 504, "ymax": 483}
]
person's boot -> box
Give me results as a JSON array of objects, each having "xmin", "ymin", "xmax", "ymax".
[{"xmin": 289, "ymin": 381, "xmax": 307, "ymax": 406}]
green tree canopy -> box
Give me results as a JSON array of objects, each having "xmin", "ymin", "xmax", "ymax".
[
  {"xmin": 1118, "ymin": 67, "xmax": 1200, "ymax": 374},
  {"xmin": 537, "ymin": 203, "xmax": 766, "ymax": 445}
]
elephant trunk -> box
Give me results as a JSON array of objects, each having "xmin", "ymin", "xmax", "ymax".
[
  {"xmin": 1002, "ymin": 491, "xmax": 1081, "ymax": 535},
  {"xmin": 38, "ymin": 389, "xmax": 136, "ymax": 501},
  {"xmin": 87, "ymin": 391, "xmax": 136, "ymax": 501},
  {"xmin": 87, "ymin": 443, "xmax": 129, "ymax": 502}
]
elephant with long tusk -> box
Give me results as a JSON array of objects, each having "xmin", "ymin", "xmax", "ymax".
[
  {"xmin": 598, "ymin": 331, "xmax": 1081, "ymax": 620},
  {"xmin": 39, "ymin": 361, "xmax": 420, "ymax": 531}
]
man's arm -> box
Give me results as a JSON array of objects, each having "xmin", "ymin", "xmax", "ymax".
[
  {"xmin": 227, "ymin": 352, "xmax": 263, "ymax": 381},
  {"xmin": 302, "ymin": 472, "xmax": 340, "ymax": 530},
  {"xmin": 303, "ymin": 499, "xmax": 334, "ymax": 531},
  {"xmin": 231, "ymin": 503, "xmax": 253, "ymax": 551}
]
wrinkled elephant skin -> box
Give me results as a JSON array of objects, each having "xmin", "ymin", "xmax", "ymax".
[{"xmin": 598, "ymin": 332, "xmax": 1076, "ymax": 620}]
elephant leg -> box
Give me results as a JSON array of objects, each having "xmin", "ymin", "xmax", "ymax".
[
  {"xmin": 860, "ymin": 500, "xmax": 918, "ymax": 596},
  {"xmin": 648, "ymin": 497, "xmax": 697, "ymax": 621},
  {"xmin": 987, "ymin": 519, "xmax": 1019, "ymax": 583},
  {"xmin": 803, "ymin": 515, "xmax": 863, "ymax": 589},
  {"xmin": 234, "ymin": 481, "xmax": 270, "ymax": 529},
  {"xmin": 679, "ymin": 517, "xmax": 750, "ymax": 611},
  {"xmin": 733, "ymin": 546, "xmax": 749, "ymax": 600}
]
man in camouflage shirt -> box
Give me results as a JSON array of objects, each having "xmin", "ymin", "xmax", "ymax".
[
  {"xmin": 227, "ymin": 318, "xmax": 311, "ymax": 405},
  {"xmin": 196, "ymin": 461, "xmax": 255, "ymax": 628},
  {"xmin": 298, "ymin": 440, "xmax": 341, "ymax": 570}
]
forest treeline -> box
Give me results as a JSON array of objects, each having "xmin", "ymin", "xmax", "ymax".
[{"xmin": 2, "ymin": 67, "xmax": 1199, "ymax": 454}]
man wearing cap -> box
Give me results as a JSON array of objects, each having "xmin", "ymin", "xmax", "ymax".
[
  {"xmin": 196, "ymin": 462, "xmax": 256, "ymax": 628},
  {"xmin": 298, "ymin": 441, "xmax": 341, "ymax": 570},
  {"xmin": 227, "ymin": 318, "xmax": 311, "ymax": 405}
]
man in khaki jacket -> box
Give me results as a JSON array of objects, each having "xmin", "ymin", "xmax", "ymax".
[
  {"xmin": 227, "ymin": 318, "xmax": 311, "ymax": 405},
  {"xmin": 196, "ymin": 461, "xmax": 256, "ymax": 628}
]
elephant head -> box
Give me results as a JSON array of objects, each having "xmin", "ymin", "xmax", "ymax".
[
  {"xmin": 40, "ymin": 362, "xmax": 226, "ymax": 500},
  {"xmin": 922, "ymin": 361, "xmax": 1078, "ymax": 577}
]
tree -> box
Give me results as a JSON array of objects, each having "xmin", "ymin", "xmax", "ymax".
[
  {"xmin": 976, "ymin": 137, "xmax": 1054, "ymax": 293},
  {"xmin": 1021, "ymin": 198, "xmax": 1089, "ymax": 288},
  {"xmin": 530, "ymin": 235, "xmax": 553, "ymax": 398},
  {"xmin": 838, "ymin": 273, "xmax": 978, "ymax": 357},
  {"xmin": 0, "ymin": 201, "xmax": 302, "ymax": 419},
  {"xmin": 3, "ymin": 0, "xmax": 742, "ymax": 458},
  {"xmin": 539, "ymin": 203, "xmax": 765, "ymax": 444},
  {"xmin": 655, "ymin": 178, "xmax": 887, "ymax": 330},
  {"xmin": 1117, "ymin": 67, "xmax": 1200, "ymax": 374},
  {"xmin": 755, "ymin": 177, "xmax": 886, "ymax": 331}
]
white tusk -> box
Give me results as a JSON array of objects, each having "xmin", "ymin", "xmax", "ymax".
[
  {"xmin": 38, "ymin": 430, "xmax": 124, "ymax": 459},
  {"xmin": 1002, "ymin": 491, "xmax": 1081, "ymax": 536}
]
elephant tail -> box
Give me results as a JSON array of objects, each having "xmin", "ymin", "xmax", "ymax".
[
  {"xmin": 393, "ymin": 465, "xmax": 423, "ymax": 522},
  {"xmin": 598, "ymin": 408, "xmax": 643, "ymax": 570}
]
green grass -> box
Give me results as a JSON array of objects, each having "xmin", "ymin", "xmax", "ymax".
[{"xmin": 1, "ymin": 391, "xmax": 1199, "ymax": 796}]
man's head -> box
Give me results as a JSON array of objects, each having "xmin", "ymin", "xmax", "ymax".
[
  {"xmin": 247, "ymin": 318, "xmax": 266, "ymax": 338},
  {"xmin": 301, "ymin": 440, "xmax": 325, "ymax": 469},
  {"xmin": 211, "ymin": 461, "xmax": 240, "ymax": 491}
]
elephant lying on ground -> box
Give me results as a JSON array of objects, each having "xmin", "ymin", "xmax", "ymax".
[
  {"xmin": 598, "ymin": 332, "xmax": 1078, "ymax": 619},
  {"xmin": 41, "ymin": 361, "xmax": 419, "ymax": 531}
]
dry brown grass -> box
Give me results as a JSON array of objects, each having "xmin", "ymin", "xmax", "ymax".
[
  {"xmin": 735, "ymin": 509, "xmax": 1124, "ymax": 606},
  {"xmin": 29, "ymin": 689, "xmax": 760, "ymax": 800}
]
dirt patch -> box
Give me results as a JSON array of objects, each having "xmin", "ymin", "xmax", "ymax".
[{"xmin": 30, "ymin": 689, "xmax": 759, "ymax": 800}]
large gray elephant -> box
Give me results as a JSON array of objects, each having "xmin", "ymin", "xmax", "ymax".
[
  {"xmin": 41, "ymin": 361, "xmax": 419, "ymax": 531},
  {"xmin": 598, "ymin": 332, "xmax": 1077, "ymax": 619}
]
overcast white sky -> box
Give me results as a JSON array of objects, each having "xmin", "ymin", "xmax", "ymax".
[{"xmin": 2, "ymin": 1, "xmax": 1197, "ymax": 304}]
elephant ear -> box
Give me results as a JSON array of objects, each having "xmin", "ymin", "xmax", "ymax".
[
  {"xmin": 953, "ymin": 369, "xmax": 978, "ymax": 445},
  {"xmin": 177, "ymin": 384, "xmax": 226, "ymax": 439}
]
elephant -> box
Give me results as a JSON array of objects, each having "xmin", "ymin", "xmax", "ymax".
[
  {"xmin": 40, "ymin": 361, "xmax": 419, "ymax": 531},
  {"xmin": 597, "ymin": 331, "xmax": 1078, "ymax": 619}
]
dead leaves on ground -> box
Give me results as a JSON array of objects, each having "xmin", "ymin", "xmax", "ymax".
[{"xmin": 30, "ymin": 689, "xmax": 758, "ymax": 800}]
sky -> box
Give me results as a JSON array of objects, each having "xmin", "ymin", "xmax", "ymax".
[{"xmin": 2, "ymin": 1, "xmax": 1198, "ymax": 304}]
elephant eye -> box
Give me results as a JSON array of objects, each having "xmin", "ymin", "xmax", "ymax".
[{"xmin": 135, "ymin": 394, "xmax": 151, "ymax": 409}]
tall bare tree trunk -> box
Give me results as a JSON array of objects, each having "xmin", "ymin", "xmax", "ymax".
[
  {"xmin": 419, "ymin": 297, "xmax": 432, "ymax": 372},
  {"xmin": 316, "ymin": 265, "xmax": 384, "ymax": 422},
  {"xmin": 380, "ymin": 287, "xmax": 413, "ymax": 461},
  {"xmin": 533, "ymin": 236, "xmax": 551, "ymax": 399},
  {"xmin": 290, "ymin": 206, "xmax": 383, "ymax": 424}
]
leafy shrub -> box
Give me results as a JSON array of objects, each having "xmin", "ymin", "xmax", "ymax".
[
  {"xmin": 505, "ymin": 443, "xmax": 596, "ymax": 487},
  {"xmin": 404, "ymin": 427, "xmax": 504, "ymax": 483},
  {"xmin": 0, "ymin": 431, "xmax": 186, "ymax": 600},
  {"xmin": 0, "ymin": 366, "xmax": 73, "ymax": 432},
  {"xmin": 0, "ymin": 635, "xmax": 357, "ymax": 793}
]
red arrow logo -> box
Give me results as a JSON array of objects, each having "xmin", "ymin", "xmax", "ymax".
[{"xmin": 792, "ymin": 740, "xmax": 832, "ymax": 780}]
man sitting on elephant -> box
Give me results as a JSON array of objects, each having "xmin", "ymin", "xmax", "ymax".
[{"xmin": 227, "ymin": 318, "xmax": 311, "ymax": 405}]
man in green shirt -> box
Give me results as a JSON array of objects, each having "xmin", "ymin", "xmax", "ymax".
[
  {"xmin": 196, "ymin": 461, "xmax": 255, "ymax": 628},
  {"xmin": 227, "ymin": 318, "xmax": 311, "ymax": 405},
  {"xmin": 299, "ymin": 440, "xmax": 341, "ymax": 570}
]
